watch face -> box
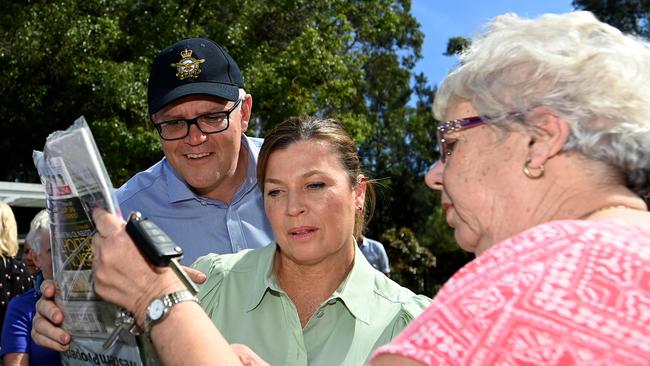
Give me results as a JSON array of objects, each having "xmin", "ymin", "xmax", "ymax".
[{"xmin": 148, "ymin": 299, "xmax": 166, "ymax": 320}]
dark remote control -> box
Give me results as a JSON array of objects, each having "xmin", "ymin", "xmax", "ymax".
[
  {"xmin": 126, "ymin": 211, "xmax": 183, "ymax": 266},
  {"xmin": 125, "ymin": 211, "xmax": 198, "ymax": 294}
]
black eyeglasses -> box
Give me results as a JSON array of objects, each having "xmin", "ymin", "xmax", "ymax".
[{"xmin": 153, "ymin": 99, "xmax": 242, "ymax": 141}]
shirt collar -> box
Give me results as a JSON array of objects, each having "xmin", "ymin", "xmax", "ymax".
[
  {"xmin": 163, "ymin": 158, "xmax": 196, "ymax": 203},
  {"xmin": 164, "ymin": 135, "xmax": 259, "ymax": 204},
  {"xmin": 246, "ymin": 242, "xmax": 281, "ymax": 312},
  {"xmin": 245, "ymin": 244, "xmax": 374, "ymax": 324},
  {"xmin": 327, "ymin": 245, "xmax": 373, "ymax": 324},
  {"xmin": 230, "ymin": 136, "xmax": 260, "ymax": 205},
  {"xmin": 358, "ymin": 236, "xmax": 369, "ymax": 249}
]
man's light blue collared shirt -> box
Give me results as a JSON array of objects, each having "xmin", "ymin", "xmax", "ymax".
[
  {"xmin": 115, "ymin": 136, "xmax": 273, "ymax": 264},
  {"xmin": 360, "ymin": 237, "xmax": 390, "ymax": 274}
]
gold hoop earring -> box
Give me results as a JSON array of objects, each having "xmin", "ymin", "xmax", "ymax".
[{"xmin": 523, "ymin": 159, "xmax": 545, "ymax": 179}]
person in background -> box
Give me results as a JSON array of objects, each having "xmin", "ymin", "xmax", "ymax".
[
  {"xmin": 1, "ymin": 209, "xmax": 60, "ymax": 365},
  {"xmin": 115, "ymin": 37, "xmax": 272, "ymax": 264},
  {"xmin": 357, "ymin": 234, "xmax": 390, "ymax": 276},
  {"xmin": 20, "ymin": 241, "xmax": 37, "ymax": 280},
  {"xmin": 0, "ymin": 202, "xmax": 32, "ymax": 335},
  {"xmin": 370, "ymin": 11, "xmax": 650, "ymax": 365},
  {"xmin": 32, "ymin": 117, "xmax": 431, "ymax": 365}
]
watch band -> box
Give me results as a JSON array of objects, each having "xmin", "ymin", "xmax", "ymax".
[{"xmin": 144, "ymin": 289, "xmax": 199, "ymax": 336}]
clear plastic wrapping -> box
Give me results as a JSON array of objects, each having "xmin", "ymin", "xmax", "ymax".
[{"xmin": 33, "ymin": 116, "xmax": 142, "ymax": 366}]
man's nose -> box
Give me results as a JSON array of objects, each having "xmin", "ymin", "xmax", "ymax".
[{"xmin": 185, "ymin": 122, "xmax": 207, "ymax": 145}]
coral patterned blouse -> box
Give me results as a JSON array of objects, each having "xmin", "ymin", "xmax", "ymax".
[{"xmin": 371, "ymin": 219, "xmax": 650, "ymax": 365}]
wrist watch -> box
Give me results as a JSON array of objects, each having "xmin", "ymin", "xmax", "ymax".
[{"xmin": 144, "ymin": 289, "xmax": 199, "ymax": 336}]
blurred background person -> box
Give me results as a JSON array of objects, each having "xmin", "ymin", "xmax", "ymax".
[
  {"xmin": 0, "ymin": 201, "xmax": 32, "ymax": 337},
  {"xmin": 19, "ymin": 241, "xmax": 37, "ymax": 281},
  {"xmin": 357, "ymin": 234, "xmax": 390, "ymax": 276},
  {"xmin": 1, "ymin": 209, "xmax": 60, "ymax": 365},
  {"xmin": 371, "ymin": 11, "xmax": 650, "ymax": 365}
]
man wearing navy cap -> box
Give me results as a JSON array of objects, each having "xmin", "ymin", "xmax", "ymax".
[{"xmin": 116, "ymin": 38, "xmax": 273, "ymax": 263}]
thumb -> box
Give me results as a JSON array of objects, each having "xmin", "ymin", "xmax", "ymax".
[{"xmin": 183, "ymin": 266, "xmax": 207, "ymax": 284}]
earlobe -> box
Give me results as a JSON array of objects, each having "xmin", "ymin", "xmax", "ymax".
[
  {"xmin": 31, "ymin": 252, "xmax": 41, "ymax": 269},
  {"xmin": 526, "ymin": 107, "xmax": 570, "ymax": 167},
  {"xmin": 354, "ymin": 176, "xmax": 367, "ymax": 207}
]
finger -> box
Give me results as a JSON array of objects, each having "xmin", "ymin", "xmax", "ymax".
[
  {"xmin": 91, "ymin": 208, "xmax": 124, "ymax": 238},
  {"xmin": 231, "ymin": 344, "xmax": 270, "ymax": 366},
  {"xmin": 31, "ymin": 313, "xmax": 71, "ymax": 352},
  {"xmin": 40, "ymin": 279, "xmax": 57, "ymax": 299},
  {"xmin": 36, "ymin": 296, "xmax": 65, "ymax": 325},
  {"xmin": 183, "ymin": 266, "xmax": 207, "ymax": 284},
  {"xmin": 36, "ymin": 284, "xmax": 65, "ymax": 325}
]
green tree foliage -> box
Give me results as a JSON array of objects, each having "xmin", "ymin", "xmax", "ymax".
[
  {"xmin": 1, "ymin": 0, "xmax": 469, "ymax": 294},
  {"xmin": 1, "ymin": 0, "xmax": 425, "ymax": 181},
  {"xmin": 381, "ymin": 227, "xmax": 436, "ymax": 295},
  {"xmin": 0, "ymin": 1, "xmax": 160, "ymax": 183},
  {"xmin": 443, "ymin": 36, "xmax": 470, "ymax": 56},
  {"xmin": 573, "ymin": 0, "xmax": 650, "ymax": 37}
]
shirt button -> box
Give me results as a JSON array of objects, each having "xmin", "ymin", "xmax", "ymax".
[
  {"xmin": 327, "ymin": 299, "xmax": 336, "ymax": 306},
  {"xmin": 200, "ymin": 201, "xmax": 208, "ymax": 206},
  {"xmin": 316, "ymin": 310, "xmax": 324, "ymax": 318}
]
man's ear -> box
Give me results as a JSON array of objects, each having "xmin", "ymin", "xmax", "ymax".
[
  {"xmin": 30, "ymin": 248, "xmax": 40, "ymax": 268},
  {"xmin": 240, "ymin": 94, "xmax": 253, "ymax": 133},
  {"xmin": 526, "ymin": 107, "xmax": 571, "ymax": 168}
]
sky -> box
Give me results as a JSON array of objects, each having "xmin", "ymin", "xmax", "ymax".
[{"xmin": 411, "ymin": 0, "xmax": 575, "ymax": 88}]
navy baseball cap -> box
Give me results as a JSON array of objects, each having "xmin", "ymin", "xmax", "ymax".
[{"xmin": 147, "ymin": 38, "xmax": 244, "ymax": 115}]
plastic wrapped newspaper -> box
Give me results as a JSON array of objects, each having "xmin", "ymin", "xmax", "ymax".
[{"xmin": 33, "ymin": 116, "xmax": 143, "ymax": 366}]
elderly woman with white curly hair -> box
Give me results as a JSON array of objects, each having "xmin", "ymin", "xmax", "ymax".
[{"xmin": 370, "ymin": 10, "xmax": 650, "ymax": 366}]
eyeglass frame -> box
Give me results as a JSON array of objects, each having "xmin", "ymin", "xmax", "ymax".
[
  {"xmin": 152, "ymin": 98, "xmax": 243, "ymax": 141},
  {"xmin": 436, "ymin": 116, "xmax": 486, "ymax": 162}
]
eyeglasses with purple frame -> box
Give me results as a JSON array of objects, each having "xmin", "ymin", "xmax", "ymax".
[{"xmin": 436, "ymin": 116, "xmax": 486, "ymax": 162}]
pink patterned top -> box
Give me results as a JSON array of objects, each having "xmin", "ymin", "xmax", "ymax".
[{"xmin": 371, "ymin": 220, "xmax": 650, "ymax": 365}]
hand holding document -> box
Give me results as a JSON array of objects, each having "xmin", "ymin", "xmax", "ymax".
[{"xmin": 33, "ymin": 116, "xmax": 143, "ymax": 366}]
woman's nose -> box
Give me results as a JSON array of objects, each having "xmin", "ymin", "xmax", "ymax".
[
  {"xmin": 286, "ymin": 192, "xmax": 306, "ymax": 216},
  {"xmin": 425, "ymin": 161, "xmax": 444, "ymax": 190}
]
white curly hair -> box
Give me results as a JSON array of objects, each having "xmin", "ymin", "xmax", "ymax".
[{"xmin": 433, "ymin": 11, "xmax": 650, "ymax": 196}]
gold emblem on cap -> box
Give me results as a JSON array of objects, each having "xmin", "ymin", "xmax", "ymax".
[{"xmin": 170, "ymin": 49, "xmax": 205, "ymax": 80}]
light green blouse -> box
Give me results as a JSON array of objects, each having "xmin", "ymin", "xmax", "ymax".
[{"xmin": 192, "ymin": 243, "xmax": 431, "ymax": 366}]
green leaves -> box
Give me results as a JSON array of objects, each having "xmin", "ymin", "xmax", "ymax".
[
  {"xmin": 443, "ymin": 36, "xmax": 470, "ymax": 56},
  {"xmin": 91, "ymin": 117, "xmax": 160, "ymax": 185},
  {"xmin": 2, "ymin": 0, "xmax": 428, "ymax": 180},
  {"xmin": 381, "ymin": 227, "xmax": 436, "ymax": 295}
]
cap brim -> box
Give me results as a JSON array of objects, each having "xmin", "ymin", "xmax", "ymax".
[{"xmin": 150, "ymin": 82, "xmax": 239, "ymax": 115}]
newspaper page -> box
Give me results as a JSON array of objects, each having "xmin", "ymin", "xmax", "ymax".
[{"xmin": 33, "ymin": 116, "xmax": 143, "ymax": 366}]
